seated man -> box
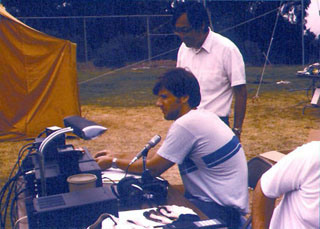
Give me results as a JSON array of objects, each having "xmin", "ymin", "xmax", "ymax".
[
  {"xmin": 94, "ymin": 68, "xmax": 248, "ymax": 228},
  {"xmin": 252, "ymin": 142, "xmax": 320, "ymax": 228}
]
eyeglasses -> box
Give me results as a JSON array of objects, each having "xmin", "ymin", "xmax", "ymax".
[{"xmin": 173, "ymin": 26, "xmax": 193, "ymax": 34}]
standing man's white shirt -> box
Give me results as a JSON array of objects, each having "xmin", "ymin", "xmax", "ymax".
[
  {"xmin": 261, "ymin": 141, "xmax": 320, "ymax": 229},
  {"xmin": 177, "ymin": 30, "xmax": 246, "ymax": 117}
]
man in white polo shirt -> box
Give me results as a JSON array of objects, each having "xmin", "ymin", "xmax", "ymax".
[
  {"xmin": 252, "ymin": 141, "xmax": 320, "ymax": 228},
  {"xmin": 172, "ymin": 2, "xmax": 247, "ymax": 140}
]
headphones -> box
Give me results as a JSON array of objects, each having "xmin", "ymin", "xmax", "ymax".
[{"xmin": 115, "ymin": 176, "xmax": 169, "ymax": 207}]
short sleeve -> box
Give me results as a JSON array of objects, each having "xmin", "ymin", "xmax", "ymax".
[
  {"xmin": 157, "ymin": 123, "xmax": 196, "ymax": 164},
  {"xmin": 261, "ymin": 142, "xmax": 320, "ymax": 198},
  {"xmin": 224, "ymin": 45, "xmax": 246, "ymax": 87}
]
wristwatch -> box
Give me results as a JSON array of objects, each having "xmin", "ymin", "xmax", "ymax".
[
  {"xmin": 111, "ymin": 158, "xmax": 118, "ymax": 169},
  {"xmin": 232, "ymin": 127, "xmax": 242, "ymax": 135}
]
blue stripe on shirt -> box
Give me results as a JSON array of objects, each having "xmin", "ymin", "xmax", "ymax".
[
  {"xmin": 202, "ymin": 136, "xmax": 241, "ymax": 168},
  {"xmin": 178, "ymin": 136, "xmax": 241, "ymax": 175},
  {"xmin": 179, "ymin": 157, "xmax": 198, "ymax": 175}
]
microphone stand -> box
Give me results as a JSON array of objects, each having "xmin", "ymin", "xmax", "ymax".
[
  {"xmin": 141, "ymin": 153, "xmax": 155, "ymax": 206},
  {"xmin": 141, "ymin": 152, "xmax": 153, "ymax": 184},
  {"xmin": 142, "ymin": 153, "xmax": 147, "ymax": 172},
  {"xmin": 141, "ymin": 152, "xmax": 168, "ymax": 206}
]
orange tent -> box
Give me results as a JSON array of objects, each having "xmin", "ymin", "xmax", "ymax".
[{"xmin": 0, "ymin": 5, "xmax": 81, "ymax": 141}]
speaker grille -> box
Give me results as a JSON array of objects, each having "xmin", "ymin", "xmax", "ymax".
[{"xmin": 37, "ymin": 195, "xmax": 66, "ymax": 209}]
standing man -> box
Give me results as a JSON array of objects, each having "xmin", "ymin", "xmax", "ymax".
[
  {"xmin": 172, "ymin": 2, "xmax": 247, "ymax": 140},
  {"xmin": 94, "ymin": 68, "xmax": 248, "ymax": 228}
]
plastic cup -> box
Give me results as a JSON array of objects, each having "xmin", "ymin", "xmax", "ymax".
[{"xmin": 67, "ymin": 173, "xmax": 97, "ymax": 192}]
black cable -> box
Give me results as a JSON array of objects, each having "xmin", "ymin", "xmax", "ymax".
[
  {"xmin": 37, "ymin": 129, "xmax": 47, "ymax": 138},
  {"xmin": 0, "ymin": 142, "xmax": 35, "ymax": 229},
  {"xmin": 0, "ymin": 173, "xmax": 21, "ymax": 213},
  {"xmin": 0, "ymin": 146, "xmax": 33, "ymax": 215},
  {"xmin": 0, "ymin": 152, "xmax": 32, "ymax": 207},
  {"xmin": 0, "ymin": 173, "xmax": 20, "ymax": 228},
  {"xmin": 18, "ymin": 145, "xmax": 35, "ymax": 172},
  {"xmin": 10, "ymin": 187, "xmax": 27, "ymax": 228},
  {"xmin": 7, "ymin": 143, "xmax": 34, "ymax": 181},
  {"xmin": 110, "ymin": 183, "xmax": 120, "ymax": 199},
  {"xmin": 124, "ymin": 164, "xmax": 131, "ymax": 178}
]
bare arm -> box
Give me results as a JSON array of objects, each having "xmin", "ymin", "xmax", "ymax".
[
  {"xmin": 252, "ymin": 179, "xmax": 276, "ymax": 229},
  {"xmin": 94, "ymin": 150, "xmax": 174, "ymax": 177},
  {"xmin": 232, "ymin": 84, "xmax": 247, "ymax": 139}
]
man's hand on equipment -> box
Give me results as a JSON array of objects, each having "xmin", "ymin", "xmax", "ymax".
[
  {"xmin": 94, "ymin": 149, "xmax": 108, "ymax": 158},
  {"xmin": 94, "ymin": 150, "xmax": 115, "ymax": 170},
  {"xmin": 94, "ymin": 155, "xmax": 112, "ymax": 170}
]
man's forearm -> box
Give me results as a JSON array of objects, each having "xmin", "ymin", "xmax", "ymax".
[
  {"xmin": 233, "ymin": 84, "xmax": 247, "ymax": 129},
  {"xmin": 112, "ymin": 153, "xmax": 174, "ymax": 177},
  {"xmin": 252, "ymin": 180, "xmax": 275, "ymax": 229},
  {"xmin": 114, "ymin": 158, "xmax": 144, "ymax": 174}
]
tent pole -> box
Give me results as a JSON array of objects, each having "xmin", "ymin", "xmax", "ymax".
[
  {"xmin": 83, "ymin": 18, "xmax": 88, "ymax": 63},
  {"xmin": 301, "ymin": 0, "xmax": 305, "ymax": 66},
  {"xmin": 147, "ymin": 16, "xmax": 151, "ymax": 63}
]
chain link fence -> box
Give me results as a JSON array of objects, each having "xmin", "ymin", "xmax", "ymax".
[
  {"xmin": 18, "ymin": 14, "xmax": 180, "ymax": 67},
  {"xmin": 17, "ymin": 13, "xmax": 320, "ymax": 68}
]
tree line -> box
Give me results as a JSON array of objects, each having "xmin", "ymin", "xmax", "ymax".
[{"xmin": 2, "ymin": 0, "xmax": 318, "ymax": 67}]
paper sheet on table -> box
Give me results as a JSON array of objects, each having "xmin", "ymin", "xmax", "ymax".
[
  {"xmin": 102, "ymin": 168, "xmax": 141, "ymax": 184},
  {"xmin": 101, "ymin": 205, "xmax": 197, "ymax": 229}
]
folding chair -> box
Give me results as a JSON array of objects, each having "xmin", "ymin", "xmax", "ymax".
[{"xmin": 242, "ymin": 156, "xmax": 273, "ymax": 229}]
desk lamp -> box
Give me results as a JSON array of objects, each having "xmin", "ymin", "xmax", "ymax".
[{"xmin": 37, "ymin": 115, "xmax": 107, "ymax": 196}]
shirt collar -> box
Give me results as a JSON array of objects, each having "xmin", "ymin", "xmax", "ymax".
[{"xmin": 192, "ymin": 29, "xmax": 212, "ymax": 54}]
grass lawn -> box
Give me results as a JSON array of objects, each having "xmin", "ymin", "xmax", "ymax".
[
  {"xmin": 78, "ymin": 63, "xmax": 316, "ymax": 107},
  {"xmin": 2, "ymin": 62, "xmax": 320, "ymax": 183},
  {"xmin": 76, "ymin": 62, "xmax": 320, "ymax": 153},
  {"xmin": 1, "ymin": 62, "xmax": 320, "ymax": 227}
]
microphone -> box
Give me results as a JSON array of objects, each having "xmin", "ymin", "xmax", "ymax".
[{"xmin": 129, "ymin": 135, "xmax": 161, "ymax": 165}]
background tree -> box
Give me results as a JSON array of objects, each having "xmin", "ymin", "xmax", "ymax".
[{"xmin": 1, "ymin": 0, "xmax": 314, "ymax": 67}]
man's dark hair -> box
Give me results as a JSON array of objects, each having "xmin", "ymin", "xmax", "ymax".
[
  {"xmin": 153, "ymin": 68, "xmax": 201, "ymax": 108},
  {"xmin": 172, "ymin": 2, "xmax": 210, "ymax": 33}
]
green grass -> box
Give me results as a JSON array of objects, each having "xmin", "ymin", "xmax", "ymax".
[
  {"xmin": 246, "ymin": 65, "xmax": 311, "ymax": 94},
  {"xmin": 76, "ymin": 63, "xmax": 320, "ymax": 158},
  {"xmin": 78, "ymin": 68, "xmax": 169, "ymax": 107},
  {"xmin": 78, "ymin": 64, "xmax": 312, "ymax": 107}
]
